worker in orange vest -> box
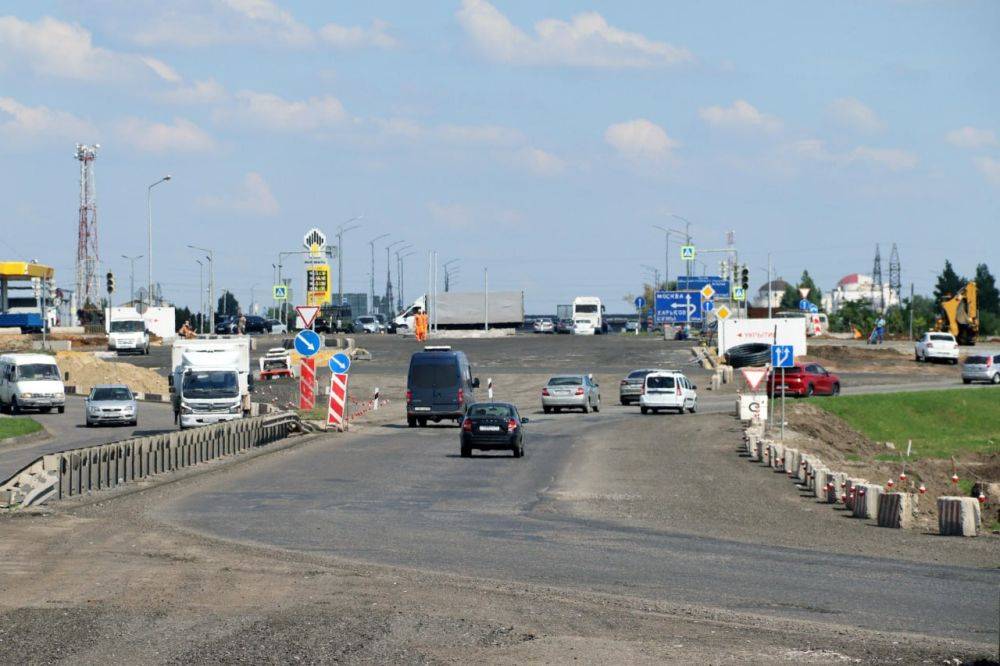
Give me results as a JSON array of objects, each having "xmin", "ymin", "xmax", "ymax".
[{"xmin": 414, "ymin": 308, "xmax": 427, "ymax": 341}]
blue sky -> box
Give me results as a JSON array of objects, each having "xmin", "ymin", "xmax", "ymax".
[{"xmin": 1, "ymin": 0, "xmax": 998, "ymax": 313}]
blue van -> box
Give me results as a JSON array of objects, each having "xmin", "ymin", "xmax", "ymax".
[{"xmin": 406, "ymin": 346, "xmax": 479, "ymax": 427}]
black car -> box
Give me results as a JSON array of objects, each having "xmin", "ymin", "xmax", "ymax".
[
  {"xmin": 406, "ymin": 346, "xmax": 479, "ymax": 427},
  {"xmin": 461, "ymin": 402, "xmax": 527, "ymax": 458},
  {"xmin": 214, "ymin": 316, "xmax": 236, "ymax": 334},
  {"xmin": 556, "ymin": 318, "xmax": 574, "ymax": 334},
  {"xmin": 244, "ymin": 315, "xmax": 268, "ymax": 334}
]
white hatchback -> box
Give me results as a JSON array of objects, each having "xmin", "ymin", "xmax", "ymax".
[
  {"xmin": 915, "ymin": 332, "xmax": 959, "ymax": 364},
  {"xmin": 573, "ymin": 319, "xmax": 596, "ymax": 335},
  {"xmin": 640, "ymin": 371, "xmax": 697, "ymax": 414}
]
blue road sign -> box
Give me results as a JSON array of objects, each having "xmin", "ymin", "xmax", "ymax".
[
  {"xmin": 676, "ymin": 276, "xmax": 730, "ymax": 297},
  {"xmin": 654, "ymin": 290, "xmax": 703, "ymax": 324},
  {"xmin": 799, "ymin": 298, "xmax": 811, "ymax": 311},
  {"xmin": 329, "ymin": 352, "xmax": 351, "ymax": 374},
  {"xmin": 634, "ymin": 296, "xmax": 646, "ymax": 310},
  {"xmin": 808, "ymin": 303, "xmax": 819, "ymax": 313},
  {"xmin": 702, "ymin": 300, "xmax": 714, "ymax": 313},
  {"xmin": 771, "ymin": 344, "xmax": 795, "ymax": 368},
  {"xmin": 294, "ymin": 329, "xmax": 321, "ymax": 358}
]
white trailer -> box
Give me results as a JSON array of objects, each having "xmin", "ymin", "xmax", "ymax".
[
  {"xmin": 170, "ymin": 337, "xmax": 251, "ymax": 429},
  {"xmin": 395, "ymin": 291, "xmax": 524, "ymax": 331}
]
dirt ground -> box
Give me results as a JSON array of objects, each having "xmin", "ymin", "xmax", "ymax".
[
  {"xmin": 55, "ymin": 350, "xmax": 169, "ymax": 395},
  {"xmin": 802, "ymin": 344, "xmax": 959, "ymax": 375}
]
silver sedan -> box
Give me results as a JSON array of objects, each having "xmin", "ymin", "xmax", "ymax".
[
  {"xmin": 541, "ymin": 374, "xmax": 600, "ymax": 414},
  {"xmin": 85, "ymin": 384, "xmax": 138, "ymax": 427}
]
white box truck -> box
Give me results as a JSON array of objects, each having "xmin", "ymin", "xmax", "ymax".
[
  {"xmin": 170, "ymin": 337, "xmax": 252, "ymax": 429},
  {"xmin": 394, "ymin": 291, "xmax": 524, "ymax": 331}
]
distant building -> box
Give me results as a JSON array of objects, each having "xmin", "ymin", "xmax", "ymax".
[
  {"xmin": 822, "ymin": 273, "xmax": 899, "ymax": 313},
  {"xmin": 753, "ymin": 279, "xmax": 791, "ymax": 308},
  {"xmin": 342, "ymin": 292, "xmax": 367, "ymax": 317}
]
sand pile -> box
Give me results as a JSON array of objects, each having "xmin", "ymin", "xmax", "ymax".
[
  {"xmin": 55, "ymin": 351, "xmax": 168, "ymax": 395},
  {"xmin": 0, "ymin": 334, "xmax": 35, "ymax": 352}
]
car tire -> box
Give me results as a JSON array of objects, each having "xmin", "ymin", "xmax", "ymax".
[
  {"xmin": 914, "ymin": 353, "xmax": 920, "ymax": 362},
  {"xmin": 85, "ymin": 420, "xmax": 92, "ymax": 428},
  {"xmin": 581, "ymin": 403, "xmax": 590, "ymax": 414},
  {"xmin": 407, "ymin": 416, "xmax": 417, "ymax": 427},
  {"xmin": 688, "ymin": 403, "xmax": 697, "ymax": 413},
  {"xmin": 806, "ymin": 384, "xmax": 815, "ymax": 397},
  {"xmin": 10, "ymin": 398, "xmax": 20, "ymax": 415},
  {"xmin": 131, "ymin": 419, "xmax": 138, "ymax": 427},
  {"xmin": 640, "ymin": 406, "xmax": 648, "ymax": 415},
  {"xmin": 418, "ymin": 417, "xmax": 427, "ymax": 427},
  {"xmin": 992, "ymin": 374, "xmax": 1000, "ymax": 385},
  {"xmin": 543, "ymin": 407, "xmax": 551, "ymax": 414},
  {"xmin": 831, "ymin": 383, "xmax": 840, "ymax": 396},
  {"xmin": 950, "ymin": 358, "xmax": 958, "ymax": 365},
  {"xmin": 461, "ymin": 444, "xmax": 471, "ymax": 458},
  {"xmin": 512, "ymin": 445, "xmax": 522, "ymax": 458},
  {"xmin": 963, "ymin": 378, "xmax": 972, "ymax": 385},
  {"xmin": 620, "ymin": 399, "xmax": 628, "ymax": 406},
  {"xmin": 593, "ymin": 400, "xmax": 600, "ymax": 413}
]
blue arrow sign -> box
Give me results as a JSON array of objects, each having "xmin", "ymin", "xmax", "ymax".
[
  {"xmin": 654, "ymin": 290, "xmax": 703, "ymax": 324},
  {"xmin": 799, "ymin": 298, "xmax": 811, "ymax": 310},
  {"xmin": 634, "ymin": 296, "xmax": 646, "ymax": 310},
  {"xmin": 702, "ymin": 300, "xmax": 714, "ymax": 312},
  {"xmin": 329, "ymin": 352, "xmax": 351, "ymax": 374},
  {"xmin": 675, "ymin": 276, "xmax": 730, "ymax": 297},
  {"xmin": 771, "ymin": 344, "xmax": 795, "ymax": 368},
  {"xmin": 294, "ymin": 329, "xmax": 321, "ymax": 358},
  {"xmin": 808, "ymin": 303, "xmax": 819, "ymax": 313}
]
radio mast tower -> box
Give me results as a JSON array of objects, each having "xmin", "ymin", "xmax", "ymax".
[{"xmin": 75, "ymin": 144, "xmax": 100, "ymax": 306}]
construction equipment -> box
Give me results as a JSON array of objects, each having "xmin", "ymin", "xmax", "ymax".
[
  {"xmin": 936, "ymin": 282, "xmax": 978, "ymax": 345},
  {"xmin": 259, "ymin": 347, "xmax": 292, "ymax": 380}
]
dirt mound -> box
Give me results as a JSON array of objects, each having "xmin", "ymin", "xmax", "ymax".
[
  {"xmin": 55, "ymin": 351, "xmax": 168, "ymax": 395},
  {"xmin": 804, "ymin": 344, "xmax": 954, "ymax": 375}
]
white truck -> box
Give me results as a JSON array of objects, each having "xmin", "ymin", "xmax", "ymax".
[
  {"xmin": 107, "ymin": 308, "xmax": 150, "ymax": 355},
  {"xmin": 395, "ymin": 291, "xmax": 525, "ymax": 331},
  {"xmin": 572, "ymin": 296, "xmax": 607, "ymax": 334},
  {"xmin": 170, "ymin": 337, "xmax": 252, "ymax": 429}
]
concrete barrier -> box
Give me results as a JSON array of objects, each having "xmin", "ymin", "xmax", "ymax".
[
  {"xmin": 844, "ymin": 477, "xmax": 867, "ymax": 511},
  {"xmin": 826, "ymin": 472, "xmax": 847, "ymax": 504},
  {"xmin": 813, "ymin": 468, "xmax": 833, "ymax": 499},
  {"xmin": 877, "ymin": 493, "xmax": 918, "ymax": 529},
  {"xmin": 771, "ymin": 443, "xmax": 784, "ymax": 470},
  {"xmin": 852, "ymin": 483, "xmax": 883, "ymax": 519},
  {"xmin": 937, "ymin": 496, "xmax": 981, "ymax": 536},
  {"xmin": 783, "ymin": 448, "xmax": 799, "ymax": 475}
]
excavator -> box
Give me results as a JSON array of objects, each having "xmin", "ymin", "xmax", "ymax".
[{"xmin": 936, "ymin": 281, "xmax": 979, "ymax": 345}]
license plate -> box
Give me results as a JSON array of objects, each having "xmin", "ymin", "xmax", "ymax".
[
  {"xmin": 413, "ymin": 407, "xmax": 431, "ymax": 411},
  {"xmin": 479, "ymin": 425, "xmax": 501, "ymax": 432}
]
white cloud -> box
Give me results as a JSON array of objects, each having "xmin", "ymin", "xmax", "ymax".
[
  {"xmin": 699, "ymin": 100, "xmax": 782, "ymax": 133},
  {"xmin": 0, "ymin": 15, "xmax": 178, "ymax": 82},
  {"xmin": 0, "ymin": 97, "xmax": 96, "ymax": 141},
  {"xmin": 373, "ymin": 118, "xmax": 523, "ymax": 146},
  {"xmin": 788, "ymin": 139, "xmax": 917, "ymax": 171},
  {"xmin": 518, "ymin": 147, "xmax": 566, "ymax": 176},
  {"xmin": 946, "ymin": 126, "xmax": 997, "ymax": 150},
  {"xmin": 158, "ymin": 79, "xmax": 229, "ymax": 106},
  {"xmin": 456, "ymin": 0, "xmax": 693, "ymax": 68},
  {"xmin": 604, "ymin": 119, "xmax": 677, "ymax": 161},
  {"xmin": 427, "ymin": 201, "xmax": 523, "ymax": 230},
  {"xmin": 974, "ymin": 156, "xmax": 1000, "ymax": 186},
  {"xmin": 198, "ymin": 171, "xmax": 279, "ymax": 215},
  {"xmin": 220, "ymin": 91, "xmax": 351, "ymax": 131},
  {"xmin": 828, "ymin": 98, "xmax": 884, "ymax": 133},
  {"xmin": 118, "ymin": 117, "xmax": 217, "ymax": 153},
  {"xmin": 319, "ymin": 18, "xmax": 396, "ymax": 49}
]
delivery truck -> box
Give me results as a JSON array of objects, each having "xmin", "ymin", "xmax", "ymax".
[
  {"xmin": 170, "ymin": 337, "xmax": 252, "ymax": 429},
  {"xmin": 395, "ymin": 291, "xmax": 525, "ymax": 331}
]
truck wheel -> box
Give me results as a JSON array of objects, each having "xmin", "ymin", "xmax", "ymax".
[
  {"xmin": 543, "ymin": 407, "xmax": 551, "ymax": 414},
  {"xmin": 640, "ymin": 406, "xmax": 648, "ymax": 415}
]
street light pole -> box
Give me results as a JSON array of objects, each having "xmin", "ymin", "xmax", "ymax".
[
  {"xmin": 195, "ymin": 259, "xmax": 204, "ymax": 332},
  {"xmin": 146, "ymin": 175, "xmax": 171, "ymax": 310},
  {"xmin": 188, "ymin": 245, "xmax": 214, "ymax": 328},
  {"xmin": 385, "ymin": 240, "xmax": 405, "ymax": 315},
  {"xmin": 368, "ymin": 233, "xmax": 389, "ymax": 315},
  {"xmin": 336, "ymin": 216, "xmax": 363, "ymax": 311},
  {"xmin": 121, "ymin": 254, "xmax": 142, "ymax": 307},
  {"xmin": 394, "ymin": 244, "xmax": 413, "ymax": 310},
  {"xmin": 398, "ymin": 251, "xmax": 415, "ymax": 310},
  {"xmin": 652, "ymin": 226, "xmax": 670, "ymax": 287},
  {"xmin": 671, "ymin": 214, "xmax": 693, "ymax": 280}
]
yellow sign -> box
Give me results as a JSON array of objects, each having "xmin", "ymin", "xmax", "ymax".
[
  {"xmin": 716, "ymin": 304, "xmax": 732, "ymax": 320},
  {"xmin": 700, "ymin": 284, "xmax": 715, "ymax": 300},
  {"xmin": 306, "ymin": 263, "xmax": 331, "ymax": 306}
]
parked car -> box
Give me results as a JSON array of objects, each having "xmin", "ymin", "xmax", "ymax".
[
  {"xmin": 0, "ymin": 353, "xmax": 66, "ymax": 414},
  {"xmin": 460, "ymin": 402, "xmax": 528, "ymax": 458},
  {"xmin": 244, "ymin": 315, "xmax": 269, "ymax": 334},
  {"xmin": 406, "ymin": 346, "xmax": 479, "ymax": 427},
  {"xmin": 639, "ymin": 371, "xmax": 697, "ymax": 414},
  {"xmin": 766, "ymin": 363, "xmax": 841, "ymax": 397},
  {"xmin": 265, "ymin": 318, "xmax": 287, "ymax": 334},
  {"xmin": 85, "ymin": 384, "xmax": 137, "ymax": 427},
  {"xmin": 962, "ymin": 354, "xmax": 1000, "ymax": 384},
  {"xmin": 533, "ymin": 318, "xmax": 555, "ymax": 334},
  {"xmin": 623, "ymin": 321, "xmax": 639, "ymax": 333},
  {"xmin": 541, "ymin": 374, "xmax": 600, "ymax": 413},
  {"xmin": 555, "ymin": 318, "xmax": 574, "ymax": 334},
  {"xmin": 619, "ymin": 368, "xmax": 670, "ymax": 405},
  {"xmin": 355, "ymin": 315, "xmax": 382, "ymax": 334},
  {"xmin": 915, "ymin": 331, "xmax": 959, "ymax": 364},
  {"xmin": 214, "ymin": 316, "xmax": 237, "ymax": 334},
  {"xmin": 573, "ymin": 319, "xmax": 596, "ymax": 335}
]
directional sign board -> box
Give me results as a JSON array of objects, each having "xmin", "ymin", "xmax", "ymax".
[
  {"xmin": 799, "ymin": 298, "xmax": 811, "ymax": 311},
  {"xmin": 328, "ymin": 352, "xmax": 351, "ymax": 374},
  {"xmin": 680, "ymin": 245, "xmax": 696, "ymax": 261},
  {"xmin": 295, "ymin": 305, "xmax": 320, "ymax": 329},
  {"xmin": 677, "ymin": 276, "xmax": 730, "ymax": 297},
  {"xmin": 273, "ymin": 284, "xmax": 288, "ymax": 300},
  {"xmin": 633, "ymin": 296, "xmax": 646, "ymax": 310},
  {"xmin": 654, "ymin": 290, "xmax": 702, "ymax": 323},
  {"xmin": 771, "ymin": 344, "xmax": 795, "ymax": 368},
  {"xmin": 733, "ymin": 287, "xmax": 746, "ymax": 301},
  {"xmin": 294, "ymin": 329, "xmax": 322, "ymax": 358},
  {"xmin": 715, "ymin": 304, "xmax": 732, "ymax": 320},
  {"xmin": 700, "ymin": 284, "xmax": 716, "ymax": 300}
]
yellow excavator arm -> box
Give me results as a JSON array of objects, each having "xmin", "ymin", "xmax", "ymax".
[{"xmin": 937, "ymin": 282, "xmax": 979, "ymax": 345}]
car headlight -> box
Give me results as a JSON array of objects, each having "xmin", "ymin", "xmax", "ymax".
[
  {"xmin": 21, "ymin": 393, "xmax": 34, "ymax": 398},
  {"xmin": 181, "ymin": 405, "xmax": 193, "ymax": 414},
  {"xmin": 88, "ymin": 405, "xmax": 101, "ymax": 414}
]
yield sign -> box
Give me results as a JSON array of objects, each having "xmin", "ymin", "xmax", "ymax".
[
  {"xmin": 295, "ymin": 305, "xmax": 320, "ymax": 329},
  {"xmin": 700, "ymin": 283, "xmax": 715, "ymax": 300},
  {"xmin": 799, "ymin": 287, "xmax": 811, "ymax": 299},
  {"xmin": 742, "ymin": 367, "xmax": 768, "ymax": 391}
]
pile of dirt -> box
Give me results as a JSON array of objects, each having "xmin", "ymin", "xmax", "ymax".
[
  {"xmin": 55, "ymin": 351, "xmax": 168, "ymax": 395},
  {"xmin": 0, "ymin": 334, "xmax": 35, "ymax": 352},
  {"xmin": 803, "ymin": 344, "xmax": 953, "ymax": 374}
]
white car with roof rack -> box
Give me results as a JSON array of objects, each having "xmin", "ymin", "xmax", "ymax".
[{"xmin": 639, "ymin": 370, "xmax": 697, "ymax": 415}]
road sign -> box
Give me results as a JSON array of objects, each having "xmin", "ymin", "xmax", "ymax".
[
  {"xmin": 680, "ymin": 245, "xmax": 696, "ymax": 260},
  {"xmin": 799, "ymin": 287, "xmax": 811, "ymax": 299},
  {"xmin": 799, "ymin": 298, "xmax": 811, "ymax": 311},
  {"xmin": 328, "ymin": 352, "xmax": 351, "ymax": 374},
  {"xmin": 304, "ymin": 227, "xmax": 327, "ymax": 256},
  {"xmin": 295, "ymin": 305, "xmax": 320, "ymax": 329},
  {"xmin": 654, "ymin": 290, "xmax": 703, "ymax": 323},
  {"xmin": 634, "ymin": 296, "xmax": 646, "ymax": 310},
  {"xmin": 715, "ymin": 304, "xmax": 732, "ymax": 320},
  {"xmin": 327, "ymin": 372, "xmax": 348, "ymax": 431},
  {"xmin": 700, "ymin": 283, "xmax": 715, "ymax": 300},
  {"xmin": 299, "ymin": 357, "xmax": 316, "ymax": 410},
  {"xmin": 703, "ymin": 300, "xmax": 714, "ymax": 313},
  {"xmin": 294, "ymin": 329, "xmax": 322, "ymax": 357},
  {"xmin": 273, "ymin": 284, "xmax": 288, "ymax": 300},
  {"xmin": 742, "ymin": 367, "xmax": 768, "ymax": 391},
  {"xmin": 771, "ymin": 344, "xmax": 794, "ymax": 368},
  {"xmin": 676, "ymin": 276, "xmax": 730, "ymax": 297},
  {"xmin": 733, "ymin": 287, "xmax": 746, "ymax": 301},
  {"xmin": 306, "ymin": 264, "xmax": 331, "ymax": 306},
  {"xmin": 808, "ymin": 303, "xmax": 819, "ymax": 313}
]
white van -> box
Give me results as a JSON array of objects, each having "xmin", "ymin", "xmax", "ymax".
[
  {"xmin": 0, "ymin": 353, "xmax": 66, "ymax": 414},
  {"xmin": 108, "ymin": 316, "xmax": 150, "ymax": 355},
  {"xmin": 639, "ymin": 371, "xmax": 697, "ymax": 415}
]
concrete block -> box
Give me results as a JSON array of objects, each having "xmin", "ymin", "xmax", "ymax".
[
  {"xmin": 813, "ymin": 468, "xmax": 832, "ymax": 499},
  {"xmin": 783, "ymin": 448, "xmax": 799, "ymax": 475},
  {"xmin": 826, "ymin": 472, "xmax": 847, "ymax": 504},
  {"xmin": 938, "ymin": 496, "xmax": 981, "ymax": 537},
  {"xmin": 32, "ymin": 340, "xmax": 71, "ymax": 351},
  {"xmin": 852, "ymin": 483, "xmax": 884, "ymax": 519},
  {"xmin": 711, "ymin": 373, "xmax": 721, "ymax": 391},
  {"xmin": 877, "ymin": 493, "xmax": 918, "ymax": 529},
  {"xmin": 771, "ymin": 443, "xmax": 784, "ymax": 470},
  {"xmin": 844, "ymin": 477, "xmax": 867, "ymax": 511}
]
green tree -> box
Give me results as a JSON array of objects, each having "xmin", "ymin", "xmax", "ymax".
[
  {"xmin": 933, "ymin": 260, "xmax": 965, "ymax": 303},
  {"xmin": 174, "ymin": 306, "xmax": 192, "ymax": 331},
  {"xmin": 217, "ymin": 291, "xmax": 240, "ymax": 316},
  {"xmin": 780, "ymin": 284, "xmax": 799, "ymax": 309},
  {"xmin": 974, "ymin": 263, "xmax": 999, "ymax": 314},
  {"xmin": 829, "ymin": 299, "xmax": 876, "ymax": 335},
  {"xmin": 798, "ymin": 270, "xmax": 823, "ymax": 307}
]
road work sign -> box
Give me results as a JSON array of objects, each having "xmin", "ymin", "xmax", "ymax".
[
  {"xmin": 294, "ymin": 329, "xmax": 321, "ymax": 357},
  {"xmin": 327, "ymin": 371, "xmax": 349, "ymax": 431},
  {"xmin": 718, "ymin": 317, "xmax": 807, "ymax": 358},
  {"xmin": 654, "ymin": 290, "xmax": 702, "ymax": 323},
  {"xmin": 680, "ymin": 245, "xmax": 696, "ymax": 260},
  {"xmin": 299, "ymin": 357, "xmax": 316, "ymax": 411},
  {"xmin": 738, "ymin": 394, "xmax": 768, "ymax": 422}
]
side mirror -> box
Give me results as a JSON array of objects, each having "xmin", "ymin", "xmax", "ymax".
[
  {"xmin": 521, "ymin": 417, "xmax": 529, "ymax": 423},
  {"xmin": 472, "ymin": 377, "xmax": 480, "ymax": 388}
]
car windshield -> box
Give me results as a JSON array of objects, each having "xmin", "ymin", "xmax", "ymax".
[
  {"xmin": 575, "ymin": 304, "xmax": 598, "ymax": 313},
  {"xmin": 110, "ymin": 320, "xmax": 144, "ymax": 333},
  {"xmin": 182, "ymin": 371, "xmax": 239, "ymax": 399},
  {"xmin": 468, "ymin": 404, "xmax": 513, "ymax": 419},
  {"xmin": 409, "ymin": 360, "xmax": 459, "ymax": 389},
  {"xmin": 16, "ymin": 363, "xmax": 60, "ymax": 380},
  {"xmin": 91, "ymin": 387, "xmax": 132, "ymax": 401},
  {"xmin": 548, "ymin": 376, "xmax": 582, "ymax": 386},
  {"xmin": 646, "ymin": 376, "xmax": 675, "ymax": 389},
  {"xmin": 930, "ymin": 334, "xmax": 954, "ymax": 342},
  {"xmin": 966, "ymin": 356, "xmax": 989, "ymax": 364}
]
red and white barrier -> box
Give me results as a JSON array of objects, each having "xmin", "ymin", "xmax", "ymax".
[
  {"xmin": 327, "ymin": 372, "xmax": 348, "ymax": 431},
  {"xmin": 299, "ymin": 358, "xmax": 316, "ymax": 410}
]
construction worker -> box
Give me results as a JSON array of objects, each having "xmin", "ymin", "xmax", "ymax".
[
  {"xmin": 414, "ymin": 307, "xmax": 427, "ymax": 341},
  {"xmin": 178, "ymin": 320, "xmax": 196, "ymax": 339},
  {"xmin": 237, "ymin": 312, "xmax": 247, "ymax": 335}
]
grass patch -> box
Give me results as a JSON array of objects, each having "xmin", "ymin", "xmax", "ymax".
[
  {"xmin": 808, "ymin": 389, "xmax": 1000, "ymax": 460},
  {"xmin": 0, "ymin": 417, "xmax": 43, "ymax": 441},
  {"xmin": 297, "ymin": 406, "xmax": 327, "ymax": 420}
]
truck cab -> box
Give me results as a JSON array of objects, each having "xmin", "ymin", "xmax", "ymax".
[
  {"xmin": 171, "ymin": 338, "xmax": 252, "ymax": 429},
  {"xmin": 572, "ymin": 296, "xmax": 606, "ymax": 334},
  {"xmin": 108, "ymin": 317, "xmax": 150, "ymax": 355}
]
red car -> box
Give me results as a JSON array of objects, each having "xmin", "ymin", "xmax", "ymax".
[{"xmin": 766, "ymin": 363, "xmax": 840, "ymax": 397}]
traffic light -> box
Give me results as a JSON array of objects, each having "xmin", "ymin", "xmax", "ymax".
[
  {"xmin": 106, "ymin": 271, "xmax": 115, "ymax": 294},
  {"xmin": 740, "ymin": 266, "xmax": 749, "ymax": 291}
]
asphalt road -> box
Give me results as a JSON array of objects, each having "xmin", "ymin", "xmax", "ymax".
[
  {"xmin": 0, "ymin": 396, "xmax": 176, "ymax": 479},
  {"xmin": 159, "ymin": 407, "xmax": 998, "ymax": 647}
]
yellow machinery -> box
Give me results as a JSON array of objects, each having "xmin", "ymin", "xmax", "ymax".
[{"xmin": 936, "ymin": 281, "xmax": 978, "ymax": 345}]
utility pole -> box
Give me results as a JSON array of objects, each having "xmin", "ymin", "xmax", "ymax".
[
  {"xmin": 368, "ymin": 233, "xmax": 389, "ymax": 315},
  {"xmin": 121, "ymin": 254, "xmax": 142, "ymax": 307},
  {"xmin": 908, "ymin": 283, "xmax": 914, "ymax": 340},
  {"xmin": 767, "ymin": 253, "xmax": 773, "ymax": 320},
  {"xmin": 385, "ymin": 240, "xmax": 404, "ymax": 316},
  {"xmin": 336, "ymin": 216, "xmax": 363, "ymax": 313},
  {"xmin": 652, "ymin": 226, "xmax": 670, "ymax": 287},
  {"xmin": 188, "ymin": 244, "xmax": 214, "ymax": 327},
  {"xmin": 671, "ymin": 214, "xmax": 693, "ymax": 280},
  {"xmin": 394, "ymin": 244, "xmax": 413, "ymax": 311},
  {"xmin": 484, "ymin": 266, "xmax": 489, "ymax": 332}
]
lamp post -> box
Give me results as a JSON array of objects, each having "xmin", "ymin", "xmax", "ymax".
[
  {"xmin": 651, "ymin": 226, "xmax": 671, "ymax": 287},
  {"xmin": 195, "ymin": 259, "xmax": 204, "ymax": 332},
  {"xmin": 385, "ymin": 240, "xmax": 405, "ymax": 315},
  {"xmin": 398, "ymin": 250, "xmax": 416, "ymax": 309},
  {"xmin": 670, "ymin": 214, "xmax": 693, "ymax": 280},
  {"xmin": 336, "ymin": 215, "xmax": 363, "ymax": 311},
  {"xmin": 121, "ymin": 254, "xmax": 142, "ymax": 307},
  {"xmin": 368, "ymin": 233, "xmax": 389, "ymax": 314},
  {"xmin": 146, "ymin": 175, "xmax": 171, "ymax": 310},
  {"xmin": 249, "ymin": 283, "xmax": 258, "ymax": 315},
  {"xmin": 188, "ymin": 244, "xmax": 214, "ymax": 328},
  {"xmin": 394, "ymin": 244, "xmax": 413, "ymax": 310},
  {"xmin": 443, "ymin": 259, "xmax": 459, "ymax": 293}
]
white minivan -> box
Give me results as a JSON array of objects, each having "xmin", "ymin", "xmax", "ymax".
[
  {"xmin": 0, "ymin": 353, "xmax": 66, "ymax": 414},
  {"xmin": 640, "ymin": 371, "xmax": 697, "ymax": 414}
]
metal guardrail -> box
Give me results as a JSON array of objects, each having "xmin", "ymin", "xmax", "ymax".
[{"xmin": 1, "ymin": 412, "xmax": 300, "ymax": 508}]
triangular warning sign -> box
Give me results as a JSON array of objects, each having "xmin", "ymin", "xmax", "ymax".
[
  {"xmin": 742, "ymin": 367, "xmax": 768, "ymax": 391},
  {"xmin": 295, "ymin": 305, "xmax": 320, "ymax": 329}
]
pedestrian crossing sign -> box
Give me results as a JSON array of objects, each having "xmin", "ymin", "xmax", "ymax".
[
  {"xmin": 273, "ymin": 284, "xmax": 288, "ymax": 300},
  {"xmin": 680, "ymin": 245, "xmax": 696, "ymax": 260},
  {"xmin": 733, "ymin": 287, "xmax": 746, "ymax": 301}
]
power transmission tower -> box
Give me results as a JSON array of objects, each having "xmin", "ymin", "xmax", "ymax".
[
  {"xmin": 888, "ymin": 243, "xmax": 901, "ymax": 307},
  {"xmin": 75, "ymin": 144, "xmax": 100, "ymax": 307},
  {"xmin": 871, "ymin": 244, "xmax": 883, "ymax": 313}
]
